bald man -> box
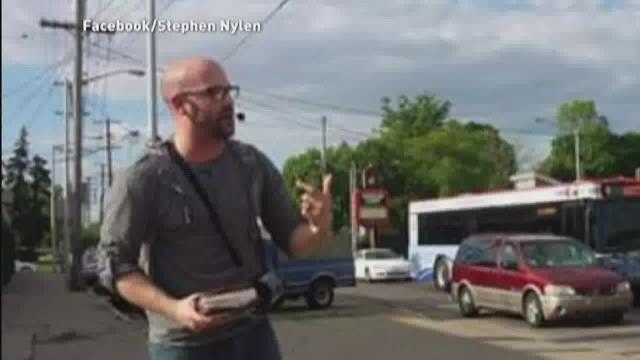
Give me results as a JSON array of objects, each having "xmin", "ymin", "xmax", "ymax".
[{"xmin": 96, "ymin": 57, "xmax": 333, "ymax": 359}]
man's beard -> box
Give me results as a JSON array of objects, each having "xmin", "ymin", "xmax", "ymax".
[{"xmin": 199, "ymin": 111, "xmax": 235, "ymax": 140}]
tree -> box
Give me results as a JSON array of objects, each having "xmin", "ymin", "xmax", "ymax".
[
  {"xmin": 4, "ymin": 127, "xmax": 32, "ymax": 252},
  {"xmin": 282, "ymin": 144, "xmax": 355, "ymax": 232},
  {"xmin": 27, "ymin": 154, "xmax": 51, "ymax": 249},
  {"xmin": 539, "ymin": 100, "xmax": 637, "ymax": 181},
  {"xmin": 612, "ymin": 132, "xmax": 640, "ymax": 176},
  {"xmin": 281, "ymin": 92, "xmax": 518, "ymax": 248},
  {"xmin": 3, "ymin": 127, "xmax": 53, "ymax": 257}
]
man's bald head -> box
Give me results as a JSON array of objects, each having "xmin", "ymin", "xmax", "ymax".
[
  {"xmin": 161, "ymin": 57, "xmax": 227, "ymax": 104},
  {"xmin": 161, "ymin": 56, "xmax": 237, "ymax": 143}
]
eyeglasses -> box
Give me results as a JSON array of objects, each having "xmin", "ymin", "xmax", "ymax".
[{"xmin": 180, "ymin": 85, "xmax": 240, "ymax": 101}]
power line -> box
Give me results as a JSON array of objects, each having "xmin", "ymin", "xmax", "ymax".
[
  {"xmin": 91, "ymin": 0, "xmax": 119, "ymax": 20},
  {"xmin": 238, "ymin": 97, "xmax": 371, "ymax": 142},
  {"xmin": 88, "ymin": 40, "xmax": 145, "ymax": 66},
  {"xmin": 243, "ymin": 88, "xmax": 383, "ymax": 117},
  {"xmin": 221, "ymin": 0, "xmax": 291, "ymax": 63},
  {"xmin": 2, "ymin": 51, "xmax": 73, "ymax": 99},
  {"xmin": 116, "ymin": 0, "xmax": 178, "ymax": 56}
]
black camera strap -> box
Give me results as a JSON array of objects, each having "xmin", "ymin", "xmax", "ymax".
[{"xmin": 165, "ymin": 142, "xmax": 243, "ymax": 268}]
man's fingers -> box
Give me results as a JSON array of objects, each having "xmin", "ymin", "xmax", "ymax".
[
  {"xmin": 301, "ymin": 194, "xmax": 321, "ymax": 207},
  {"xmin": 295, "ymin": 179, "xmax": 315, "ymax": 194},
  {"xmin": 322, "ymin": 174, "xmax": 333, "ymax": 195}
]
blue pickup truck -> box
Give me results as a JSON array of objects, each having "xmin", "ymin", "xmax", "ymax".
[{"xmin": 263, "ymin": 231, "xmax": 356, "ymax": 310}]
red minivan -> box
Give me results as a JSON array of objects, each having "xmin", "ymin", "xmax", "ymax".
[{"xmin": 450, "ymin": 233, "xmax": 634, "ymax": 327}]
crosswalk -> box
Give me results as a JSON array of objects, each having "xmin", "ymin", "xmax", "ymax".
[{"xmin": 390, "ymin": 306, "xmax": 640, "ymax": 360}]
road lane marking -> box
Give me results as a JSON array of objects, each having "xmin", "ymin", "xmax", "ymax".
[{"xmin": 390, "ymin": 314, "xmax": 638, "ymax": 360}]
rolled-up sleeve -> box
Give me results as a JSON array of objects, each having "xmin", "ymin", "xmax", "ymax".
[
  {"xmin": 257, "ymin": 150, "xmax": 304, "ymax": 257},
  {"xmin": 96, "ymin": 166, "xmax": 154, "ymax": 295}
]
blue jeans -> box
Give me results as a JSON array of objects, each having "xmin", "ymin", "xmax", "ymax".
[{"xmin": 148, "ymin": 319, "xmax": 282, "ymax": 360}]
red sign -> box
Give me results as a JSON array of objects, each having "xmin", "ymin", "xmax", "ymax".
[
  {"xmin": 353, "ymin": 188, "xmax": 390, "ymax": 228},
  {"xmin": 623, "ymin": 184, "xmax": 640, "ymax": 197}
]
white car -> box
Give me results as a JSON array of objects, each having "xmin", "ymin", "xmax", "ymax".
[
  {"xmin": 15, "ymin": 260, "xmax": 37, "ymax": 272},
  {"xmin": 354, "ymin": 248, "xmax": 412, "ymax": 281}
]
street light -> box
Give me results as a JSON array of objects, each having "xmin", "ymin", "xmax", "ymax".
[
  {"xmin": 65, "ymin": 68, "xmax": 145, "ymax": 291},
  {"xmin": 81, "ymin": 68, "xmax": 145, "ymax": 85}
]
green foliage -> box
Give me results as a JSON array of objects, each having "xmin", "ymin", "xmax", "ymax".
[
  {"xmin": 539, "ymin": 100, "xmax": 639, "ymax": 181},
  {"xmin": 82, "ymin": 222, "xmax": 101, "ymax": 247},
  {"xmin": 282, "ymin": 92, "xmax": 518, "ymax": 237},
  {"xmin": 3, "ymin": 127, "xmax": 52, "ymax": 252}
]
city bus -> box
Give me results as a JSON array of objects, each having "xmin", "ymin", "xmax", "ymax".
[{"xmin": 407, "ymin": 176, "xmax": 640, "ymax": 297}]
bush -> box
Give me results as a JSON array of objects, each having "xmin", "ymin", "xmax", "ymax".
[{"xmin": 82, "ymin": 222, "xmax": 101, "ymax": 247}]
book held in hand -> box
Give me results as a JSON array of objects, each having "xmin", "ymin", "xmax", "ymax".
[{"xmin": 195, "ymin": 287, "xmax": 259, "ymax": 314}]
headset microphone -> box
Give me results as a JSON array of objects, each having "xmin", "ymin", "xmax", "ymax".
[{"xmin": 236, "ymin": 112, "xmax": 245, "ymax": 122}]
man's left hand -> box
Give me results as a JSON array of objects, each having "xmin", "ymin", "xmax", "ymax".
[{"xmin": 296, "ymin": 175, "xmax": 333, "ymax": 235}]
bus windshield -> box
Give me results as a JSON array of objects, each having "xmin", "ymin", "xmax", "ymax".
[
  {"xmin": 594, "ymin": 199, "xmax": 640, "ymax": 254},
  {"xmin": 521, "ymin": 240, "xmax": 598, "ymax": 268}
]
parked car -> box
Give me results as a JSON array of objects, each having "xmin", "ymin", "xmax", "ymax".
[
  {"xmin": 266, "ymin": 235, "xmax": 355, "ymax": 310},
  {"xmin": 354, "ymin": 248, "xmax": 412, "ymax": 282},
  {"xmin": 450, "ymin": 233, "xmax": 634, "ymax": 327},
  {"xmin": 14, "ymin": 260, "xmax": 37, "ymax": 272},
  {"xmin": 597, "ymin": 251, "xmax": 640, "ymax": 306},
  {"xmin": 81, "ymin": 246, "xmax": 99, "ymax": 286}
]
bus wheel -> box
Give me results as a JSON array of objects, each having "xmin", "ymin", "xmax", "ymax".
[{"xmin": 433, "ymin": 258, "xmax": 450, "ymax": 291}]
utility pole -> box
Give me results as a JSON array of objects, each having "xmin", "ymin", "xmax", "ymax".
[
  {"xmin": 349, "ymin": 162, "xmax": 358, "ymax": 254},
  {"xmin": 50, "ymin": 145, "xmax": 59, "ymax": 270},
  {"xmin": 321, "ymin": 116, "xmax": 327, "ymax": 174},
  {"xmin": 147, "ymin": 0, "xmax": 159, "ymax": 144},
  {"xmin": 63, "ymin": 80, "xmax": 71, "ymax": 271},
  {"xmin": 99, "ymin": 163, "xmax": 105, "ymax": 224},
  {"xmin": 362, "ymin": 165, "xmax": 377, "ymax": 249},
  {"xmin": 574, "ymin": 129, "xmax": 581, "ymax": 181},
  {"xmin": 54, "ymin": 79, "xmax": 72, "ymax": 272},
  {"xmin": 70, "ymin": 0, "xmax": 86, "ymax": 291},
  {"xmin": 94, "ymin": 117, "xmax": 121, "ymax": 187},
  {"xmin": 40, "ymin": 0, "xmax": 114, "ymax": 290}
]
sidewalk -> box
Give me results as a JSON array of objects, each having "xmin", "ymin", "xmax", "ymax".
[{"xmin": 2, "ymin": 271, "xmax": 148, "ymax": 360}]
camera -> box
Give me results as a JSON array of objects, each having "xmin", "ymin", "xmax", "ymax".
[{"xmin": 254, "ymin": 271, "xmax": 284, "ymax": 310}]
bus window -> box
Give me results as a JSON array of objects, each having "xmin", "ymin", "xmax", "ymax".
[
  {"xmin": 417, "ymin": 211, "xmax": 472, "ymax": 245},
  {"xmin": 592, "ymin": 199, "xmax": 640, "ymax": 253},
  {"xmin": 474, "ymin": 204, "xmax": 561, "ymax": 235},
  {"xmin": 561, "ymin": 202, "xmax": 587, "ymax": 244}
]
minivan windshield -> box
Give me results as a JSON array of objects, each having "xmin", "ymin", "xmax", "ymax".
[{"xmin": 521, "ymin": 240, "xmax": 598, "ymax": 268}]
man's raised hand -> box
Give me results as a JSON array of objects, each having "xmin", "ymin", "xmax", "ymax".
[{"xmin": 296, "ymin": 174, "xmax": 333, "ymax": 234}]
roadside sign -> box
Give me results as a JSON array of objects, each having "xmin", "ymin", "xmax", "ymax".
[{"xmin": 354, "ymin": 188, "xmax": 390, "ymax": 228}]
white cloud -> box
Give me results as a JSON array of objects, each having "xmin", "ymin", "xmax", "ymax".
[{"xmin": 2, "ymin": 0, "xmax": 639, "ymax": 171}]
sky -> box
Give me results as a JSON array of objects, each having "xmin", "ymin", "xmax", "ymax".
[{"xmin": 2, "ymin": 0, "xmax": 640, "ymax": 197}]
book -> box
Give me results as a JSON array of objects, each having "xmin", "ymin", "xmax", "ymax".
[{"xmin": 196, "ymin": 287, "xmax": 259, "ymax": 314}]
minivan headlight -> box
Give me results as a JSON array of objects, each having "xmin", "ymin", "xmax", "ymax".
[
  {"xmin": 544, "ymin": 284, "xmax": 576, "ymax": 296},
  {"xmin": 617, "ymin": 281, "xmax": 631, "ymax": 293}
]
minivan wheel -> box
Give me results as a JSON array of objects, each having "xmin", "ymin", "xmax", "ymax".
[
  {"xmin": 458, "ymin": 286, "xmax": 478, "ymax": 317},
  {"xmin": 433, "ymin": 258, "xmax": 450, "ymax": 291},
  {"xmin": 524, "ymin": 293, "xmax": 545, "ymax": 328}
]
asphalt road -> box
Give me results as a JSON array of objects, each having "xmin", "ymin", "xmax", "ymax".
[
  {"xmin": 7, "ymin": 272, "xmax": 639, "ymax": 360},
  {"xmin": 334, "ymin": 281, "xmax": 640, "ymax": 360},
  {"xmin": 270, "ymin": 294, "xmax": 542, "ymax": 360}
]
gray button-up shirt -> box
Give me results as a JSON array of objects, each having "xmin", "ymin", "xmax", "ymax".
[{"xmin": 96, "ymin": 139, "xmax": 303, "ymax": 346}]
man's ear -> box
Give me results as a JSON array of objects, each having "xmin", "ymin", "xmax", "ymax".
[{"xmin": 171, "ymin": 95, "xmax": 193, "ymax": 118}]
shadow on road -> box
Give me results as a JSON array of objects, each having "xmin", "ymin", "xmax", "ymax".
[{"xmin": 270, "ymin": 296, "xmax": 395, "ymax": 321}]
